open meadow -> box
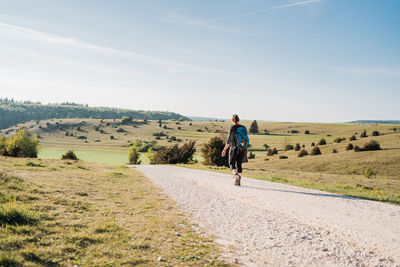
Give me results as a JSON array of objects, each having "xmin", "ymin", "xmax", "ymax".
[{"xmin": 2, "ymin": 118, "xmax": 400, "ymax": 204}]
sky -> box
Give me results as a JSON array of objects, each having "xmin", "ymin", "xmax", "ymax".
[{"xmin": 0, "ymin": 0, "xmax": 399, "ymax": 122}]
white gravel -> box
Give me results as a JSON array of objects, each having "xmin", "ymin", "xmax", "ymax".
[{"xmin": 135, "ymin": 165, "xmax": 400, "ymax": 266}]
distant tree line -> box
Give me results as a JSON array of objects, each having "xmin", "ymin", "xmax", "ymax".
[{"xmin": 0, "ymin": 99, "xmax": 189, "ymax": 129}]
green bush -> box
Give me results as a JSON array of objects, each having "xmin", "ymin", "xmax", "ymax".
[
  {"xmin": 267, "ymin": 148, "xmax": 278, "ymax": 156},
  {"xmin": 354, "ymin": 145, "xmax": 362, "ymax": 152},
  {"xmin": 201, "ymin": 137, "xmax": 228, "ymax": 166},
  {"xmin": 349, "ymin": 135, "xmax": 357, "ymax": 141},
  {"xmin": 279, "ymin": 155, "xmax": 288, "ymax": 159},
  {"xmin": 332, "ymin": 149, "xmax": 338, "ymax": 153},
  {"xmin": 121, "ymin": 116, "xmax": 133, "ymax": 124},
  {"xmin": 294, "ymin": 143, "xmax": 301, "ymax": 151},
  {"xmin": 0, "ymin": 128, "xmax": 40, "ymax": 158},
  {"xmin": 310, "ymin": 147, "xmax": 321, "ymax": 155},
  {"xmin": 363, "ymin": 140, "xmax": 381, "ymax": 151},
  {"xmin": 360, "ymin": 130, "xmax": 368, "ymax": 138},
  {"xmin": 263, "ymin": 144, "xmax": 269, "ymax": 150},
  {"xmin": 311, "ymin": 142, "xmax": 315, "ymax": 147},
  {"xmin": 128, "ymin": 147, "xmax": 141, "ymax": 165},
  {"xmin": 61, "ymin": 150, "xmax": 78, "ymax": 160},
  {"xmin": 284, "ymin": 144, "xmax": 294, "ymax": 151},
  {"xmin": 248, "ymin": 152, "xmax": 255, "ymax": 159},
  {"xmin": 77, "ymin": 135, "xmax": 87, "ymax": 139},
  {"xmin": 110, "ymin": 136, "xmax": 115, "ymax": 140},
  {"xmin": 372, "ymin": 130, "xmax": 380, "ymax": 136},
  {"xmin": 150, "ymin": 141, "xmax": 196, "ymax": 164},
  {"xmin": 116, "ymin": 127, "xmax": 125, "ymax": 133},
  {"xmin": 304, "ymin": 130, "xmax": 310, "ymax": 134},
  {"xmin": 365, "ymin": 165, "xmax": 376, "ymax": 178},
  {"xmin": 298, "ymin": 149, "xmax": 308, "ymax": 157},
  {"xmin": 346, "ymin": 143, "xmax": 353, "ymax": 150},
  {"xmin": 317, "ymin": 139, "xmax": 326, "ymax": 145},
  {"xmin": 152, "ymin": 131, "xmax": 167, "ymax": 137},
  {"xmin": 334, "ymin": 137, "xmax": 345, "ymax": 143}
]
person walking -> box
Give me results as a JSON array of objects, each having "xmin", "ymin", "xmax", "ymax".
[{"xmin": 221, "ymin": 114, "xmax": 249, "ymax": 186}]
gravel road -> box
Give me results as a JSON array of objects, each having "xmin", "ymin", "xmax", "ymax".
[{"xmin": 135, "ymin": 165, "xmax": 400, "ymax": 266}]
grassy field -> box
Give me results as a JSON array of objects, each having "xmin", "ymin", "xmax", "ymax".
[
  {"xmin": 2, "ymin": 118, "xmax": 399, "ymax": 204},
  {"xmin": 0, "ymin": 156, "xmax": 228, "ymax": 266}
]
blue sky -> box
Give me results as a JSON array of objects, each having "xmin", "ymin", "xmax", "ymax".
[{"xmin": 0, "ymin": 0, "xmax": 399, "ymax": 122}]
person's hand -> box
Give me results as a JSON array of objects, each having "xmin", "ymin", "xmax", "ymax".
[{"xmin": 221, "ymin": 149, "xmax": 226, "ymax": 157}]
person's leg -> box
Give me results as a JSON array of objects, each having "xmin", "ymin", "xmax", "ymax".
[
  {"xmin": 235, "ymin": 148, "xmax": 245, "ymax": 186},
  {"xmin": 228, "ymin": 147, "xmax": 238, "ymax": 175}
]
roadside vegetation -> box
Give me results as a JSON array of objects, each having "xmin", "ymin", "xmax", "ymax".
[{"xmin": 0, "ymin": 157, "xmax": 227, "ymax": 266}]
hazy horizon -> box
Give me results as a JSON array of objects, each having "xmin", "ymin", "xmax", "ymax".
[{"xmin": 1, "ymin": 0, "xmax": 399, "ymax": 122}]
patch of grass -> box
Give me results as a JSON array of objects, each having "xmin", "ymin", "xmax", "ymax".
[
  {"xmin": 25, "ymin": 161, "xmax": 45, "ymax": 167},
  {"xmin": 0, "ymin": 203, "xmax": 39, "ymax": 226},
  {"xmin": 0, "ymin": 252, "xmax": 22, "ymax": 267}
]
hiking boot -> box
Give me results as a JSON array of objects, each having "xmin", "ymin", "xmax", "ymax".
[{"xmin": 234, "ymin": 175, "xmax": 241, "ymax": 186}]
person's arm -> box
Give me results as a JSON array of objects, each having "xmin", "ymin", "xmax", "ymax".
[
  {"xmin": 221, "ymin": 143, "xmax": 230, "ymax": 157},
  {"xmin": 221, "ymin": 126, "xmax": 233, "ymax": 157}
]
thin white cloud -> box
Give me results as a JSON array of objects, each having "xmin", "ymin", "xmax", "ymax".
[
  {"xmin": 0, "ymin": 21, "xmax": 238, "ymax": 76},
  {"xmin": 322, "ymin": 66, "xmax": 400, "ymax": 79},
  {"xmin": 266, "ymin": 0, "xmax": 324, "ymax": 11}
]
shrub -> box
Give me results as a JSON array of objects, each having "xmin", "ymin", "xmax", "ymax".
[
  {"xmin": 65, "ymin": 132, "xmax": 69, "ymax": 136},
  {"xmin": 354, "ymin": 146, "xmax": 362, "ymax": 152},
  {"xmin": 61, "ymin": 150, "xmax": 78, "ymax": 160},
  {"xmin": 248, "ymin": 152, "xmax": 255, "ymax": 159},
  {"xmin": 334, "ymin": 137, "xmax": 346, "ymax": 143},
  {"xmin": 128, "ymin": 147, "xmax": 141, "ymax": 164},
  {"xmin": 155, "ymin": 136, "xmax": 161, "ymax": 140},
  {"xmin": 302, "ymin": 144, "xmax": 305, "ymax": 148},
  {"xmin": 393, "ymin": 128, "xmax": 397, "ymax": 132},
  {"xmin": 317, "ymin": 139, "xmax": 326, "ymax": 145},
  {"xmin": 363, "ymin": 140, "xmax": 381, "ymax": 151},
  {"xmin": 349, "ymin": 135, "xmax": 357, "ymax": 141},
  {"xmin": 310, "ymin": 146, "xmax": 321, "ymax": 155},
  {"xmin": 77, "ymin": 136, "xmax": 87, "ymax": 139},
  {"xmin": 201, "ymin": 137, "xmax": 228, "ymax": 166},
  {"xmin": 279, "ymin": 155, "xmax": 288, "ymax": 159},
  {"xmin": 150, "ymin": 141, "xmax": 196, "ymax": 164},
  {"xmin": 372, "ymin": 130, "xmax": 380, "ymax": 136},
  {"xmin": 178, "ymin": 127, "xmax": 181, "ymax": 130},
  {"xmin": 249, "ymin": 120, "xmax": 259, "ymax": 134},
  {"xmin": 284, "ymin": 144, "xmax": 294, "ymax": 151},
  {"xmin": 0, "ymin": 128, "xmax": 40, "ymax": 158},
  {"xmin": 263, "ymin": 144, "xmax": 269, "ymax": 150},
  {"xmin": 116, "ymin": 127, "xmax": 125, "ymax": 133},
  {"xmin": 76, "ymin": 126, "xmax": 81, "ymax": 131},
  {"xmin": 304, "ymin": 130, "xmax": 310, "ymax": 134},
  {"xmin": 294, "ymin": 143, "xmax": 301, "ymax": 151},
  {"xmin": 332, "ymin": 149, "xmax": 338, "ymax": 153},
  {"xmin": 267, "ymin": 148, "xmax": 278, "ymax": 156},
  {"xmin": 153, "ymin": 131, "xmax": 167, "ymax": 137},
  {"xmin": 163, "ymin": 125, "xmax": 167, "ymax": 129},
  {"xmin": 189, "ymin": 122, "xmax": 192, "ymax": 126},
  {"xmin": 110, "ymin": 135, "xmax": 115, "ymax": 140},
  {"xmin": 298, "ymin": 149, "xmax": 308, "ymax": 157},
  {"xmin": 365, "ymin": 165, "xmax": 376, "ymax": 178},
  {"xmin": 311, "ymin": 142, "xmax": 315, "ymax": 146},
  {"xmin": 360, "ymin": 130, "xmax": 368, "ymax": 138},
  {"xmin": 346, "ymin": 143, "xmax": 353, "ymax": 150},
  {"xmin": 121, "ymin": 116, "xmax": 133, "ymax": 124}
]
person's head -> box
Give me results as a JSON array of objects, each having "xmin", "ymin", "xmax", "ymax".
[{"xmin": 232, "ymin": 114, "xmax": 240, "ymax": 124}]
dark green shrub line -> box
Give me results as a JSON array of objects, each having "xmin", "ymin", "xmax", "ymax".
[{"xmin": 149, "ymin": 141, "xmax": 196, "ymax": 164}]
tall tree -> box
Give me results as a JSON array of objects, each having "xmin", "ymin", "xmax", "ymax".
[{"xmin": 249, "ymin": 120, "xmax": 259, "ymax": 134}]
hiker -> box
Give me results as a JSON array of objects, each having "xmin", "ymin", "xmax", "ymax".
[{"xmin": 221, "ymin": 114, "xmax": 249, "ymax": 186}]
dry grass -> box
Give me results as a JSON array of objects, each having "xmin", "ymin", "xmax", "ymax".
[{"xmin": 0, "ymin": 156, "xmax": 228, "ymax": 266}]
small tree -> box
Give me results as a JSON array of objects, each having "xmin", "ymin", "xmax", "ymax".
[
  {"xmin": 304, "ymin": 130, "xmax": 310, "ymax": 134},
  {"xmin": 267, "ymin": 148, "xmax": 278, "ymax": 156},
  {"xmin": 311, "ymin": 142, "xmax": 315, "ymax": 146},
  {"xmin": 248, "ymin": 151, "xmax": 255, "ymax": 159},
  {"xmin": 295, "ymin": 143, "xmax": 301, "ymax": 151},
  {"xmin": 372, "ymin": 131, "xmax": 380, "ymax": 136},
  {"xmin": 201, "ymin": 137, "xmax": 228, "ymax": 166},
  {"xmin": 284, "ymin": 144, "xmax": 294, "ymax": 151},
  {"xmin": 332, "ymin": 149, "xmax": 338, "ymax": 153},
  {"xmin": 310, "ymin": 146, "xmax": 321, "ymax": 156},
  {"xmin": 363, "ymin": 140, "xmax": 381, "ymax": 151},
  {"xmin": 128, "ymin": 147, "xmax": 141, "ymax": 164},
  {"xmin": 1, "ymin": 128, "xmax": 40, "ymax": 158},
  {"xmin": 249, "ymin": 120, "xmax": 259, "ymax": 134},
  {"xmin": 263, "ymin": 144, "xmax": 269, "ymax": 150},
  {"xmin": 349, "ymin": 135, "xmax": 357, "ymax": 141}
]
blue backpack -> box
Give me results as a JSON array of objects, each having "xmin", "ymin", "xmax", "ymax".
[{"xmin": 234, "ymin": 125, "xmax": 250, "ymax": 148}]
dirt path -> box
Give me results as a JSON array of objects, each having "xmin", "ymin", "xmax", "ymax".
[{"xmin": 135, "ymin": 165, "xmax": 400, "ymax": 266}]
